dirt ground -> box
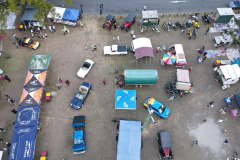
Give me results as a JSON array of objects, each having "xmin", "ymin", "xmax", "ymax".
[{"xmin": 1, "ymin": 12, "xmax": 240, "ymax": 160}]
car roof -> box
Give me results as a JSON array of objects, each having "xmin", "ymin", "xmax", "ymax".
[
  {"xmin": 160, "ymin": 131, "xmax": 172, "ymax": 148},
  {"xmin": 106, "ymin": 14, "xmax": 114, "ymax": 20},
  {"xmin": 125, "ymin": 13, "xmax": 135, "ymax": 23}
]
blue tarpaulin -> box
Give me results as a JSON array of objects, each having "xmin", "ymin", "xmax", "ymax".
[
  {"xmin": 9, "ymin": 126, "xmax": 37, "ymax": 160},
  {"xmin": 14, "ymin": 106, "xmax": 40, "ymax": 128},
  {"xmin": 115, "ymin": 89, "xmax": 136, "ymax": 109},
  {"xmin": 117, "ymin": 120, "xmax": 141, "ymax": 160},
  {"xmin": 62, "ymin": 8, "xmax": 80, "ymax": 21}
]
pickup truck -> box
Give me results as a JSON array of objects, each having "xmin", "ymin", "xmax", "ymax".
[
  {"xmin": 104, "ymin": 45, "xmax": 127, "ymax": 56},
  {"xmin": 72, "ymin": 116, "xmax": 86, "ymax": 154}
]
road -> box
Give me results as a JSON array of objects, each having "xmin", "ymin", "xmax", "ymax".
[{"xmin": 47, "ymin": 0, "xmax": 229, "ymax": 15}]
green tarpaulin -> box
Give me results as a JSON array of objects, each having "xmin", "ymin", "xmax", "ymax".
[{"xmin": 29, "ymin": 55, "xmax": 51, "ymax": 70}]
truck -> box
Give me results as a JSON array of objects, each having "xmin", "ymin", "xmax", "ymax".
[
  {"xmin": 104, "ymin": 44, "xmax": 127, "ymax": 56},
  {"xmin": 216, "ymin": 64, "xmax": 240, "ymax": 90},
  {"xmin": 72, "ymin": 116, "xmax": 86, "ymax": 154}
]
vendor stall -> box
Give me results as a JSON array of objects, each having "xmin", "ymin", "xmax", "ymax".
[
  {"xmin": 117, "ymin": 120, "xmax": 141, "ymax": 160},
  {"xmin": 141, "ymin": 10, "xmax": 159, "ymax": 26},
  {"xmin": 115, "ymin": 89, "xmax": 136, "ymax": 109},
  {"xmin": 215, "ymin": 8, "xmax": 235, "ymax": 23},
  {"xmin": 48, "ymin": 7, "xmax": 81, "ymax": 26}
]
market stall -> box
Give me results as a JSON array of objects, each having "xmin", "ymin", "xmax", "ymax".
[
  {"xmin": 24, "ymin": 70, "xmax": 47, "ymax": 87},
  {"xmin": 215, "ymin": 8, "xmax": 235, "ymax": 23},
  {"xmin": 29, "ymin": 55, "xmax": 51, "ymax": 70},
  {"xmin": 19, "ymin": 87, "xmax": 43, "ymax": 106},
  {"xmin": 115, "ymin": 89, "xmax": 136, "ymax": 109},
  {"xmin": 141, "ymin": 10, "xmax": 158, "ymax": 26},
  {"xmin": 117, "ymin": 120, "xmax": 141, "ymax": 160}
]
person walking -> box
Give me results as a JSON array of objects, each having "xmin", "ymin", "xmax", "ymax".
[
  {"xmin": 202, "ymin": 55, "xmax": 207, "ymax": 62},
  {"xmin": 205, "ymin": 27, "xmax": 209, "ymax": 35},
  {"xmin": 168, "ymin": 94, "xmax": 175, "ymax": 101},
  {"xmin": 207, "ymin": 101, "xmax": 214, "ymax": 108},
  {"xmin": 11, "ymin": 109, "xmax": 17, "ymax": 114},
  {"xmin": 9, "ymin": 98, "xmax": 17, "ymax": 106},
  {"xmin": 114, "ymin": 23, "xmax": 117, "ymax": 30},
  {"xmin": 115, "ymin": 67, "xmax": 119, "ymax": 74},
  {"xmin": 219, "ymin": 108, "xmax": 227, "ymax": 116},
  {"xmin": 192, "ymin": 140, "xmax": 198, "ymax": 146},
  {"xmin": 12, "ymin": 33, "xmax": 18, "ymax": 40},
  {"xmin": 0, "ymin": 128, "xmax": 7, "ymax": 133},
  {"xmin": 62, "ymin": 28, "xmax": 65, "ymax": 35},
  {"xmin": 80, "ymin": 4, "xmax": 83, "ymax": 14},
  {"xmin": 144, "ymin": 5, "xmax": 146, "ymax": 11},
  {"xmin": 66, "ymin": 27, "xmax": 70, "ymax": 34},
  {"xmin": 12, "ymin": 41, "xmax": 18, "ymax": 49},
  {"xmin": 52, "ymin": 25, "xmax": 56, "ymax": 32},
  {"xmin": 58, "ymin": 78, "xmax": 63, "ymax": 85},
  {"xmin": 65, "ymin": 79, "xmax": 70, "ymax": 86},
  {"xmin": 119, "ymin": 81, "xmax": 123, "ymax": 88},
  {"xmin": 114, "ymin": 78, "xmax": 118, "ymax": 84},
  {"xmin": 181, "ymin": 29, "xmax": 185, "ymax": 35},
  {"xmin": 130, "ymin": 30, "xmax": 134, "ymax": 37},
  {"xmin": 3, "ymin": 75, "xmax": 11, "ymax": 82},
  {"xmin": 222, "ymin": 139, "xmax": 228, "ymax": 144},
  {"xmin": 42, "ymin": 35, "xmax": 47, "ymax": 43},
  {"xmin": 56, "ymin": 83, "xmax": 61, "ymax": 90},
  {"xmin": 180, "ymin": 91, "xmax": 184, "ymax": 99},
  {"xmin": 113, "ymin": 36, "xmax": 115, "ymax": 41},
  {"xmin": 4, "ymin": 94, "xmax": 10, "ymax": 100},
  {"xmin": 116, "ymin": 36, "xmax": 120, "ymax": 42},
  {"xmin": 100, "ymin": 4, "xmax": 103, "ymax": 15},
  {"xmin": 102, "ymin": 78, "xmax": 106, "ymax": 85},
  {"xmin": 4, "ymin": 142, "xmax": 11, "ymax": 147}
]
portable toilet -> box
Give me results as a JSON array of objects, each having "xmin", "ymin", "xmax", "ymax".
[{"xmin": 215, "ymin": 8, "xmax": 235, "ymax": 23}]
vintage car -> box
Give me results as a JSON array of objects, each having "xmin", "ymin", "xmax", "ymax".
[
  {"xmin": 103, "ymin": 14, "xmax": 116, "ymax": 30},
  {"xmin": 157, "ymin": 130, "xmax": 173, "ymax": 159},
  {"xmin": 143, "ymin": 97, "xmax": 170, "ymax": 119},
  {"xmin": 121, "ymin": 13, "xmax": 135, "ymax": 32},
  {"xmin": 77, "ymin": 59, "xmax": 94, "ymax": 78},
  {"xmin": 18, "ymin": 37, "xmax": 40, "ymax": 50},
  {"xmin": 71, "ymin": 82, "xmax": 91, "ymax": 109},
  {"xmin": 104, "ymin": 45, "xmax": 127, "ymax": 56}
]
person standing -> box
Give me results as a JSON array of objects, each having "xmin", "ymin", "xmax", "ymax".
[
  {"xmin": 114, "ymin": 78, "xmax": 118, "ymax": 84},
  {"xmin": 119, "ymin": 81, "xmax": 123, "ymax": 88},
  {"xmin": 180, "ymin": 91, "xmax": 184, "ymax": 98},
  {"xmin": 51, "ymin": 25, "xmax": 56, "ymax": 32},
  {"xmin": 102, "ymin": 78, "xmax": 106, "ymax": 85},
  {"xmin": 115, "ymin": 67, "xmax": 119, "ymax": 74},
  {"xmin": 12, "ymin": 33, "xmax": 17, "ymax": 40},
  {"xmin": 85, "ymin": 45, "xmax": 88, "ymax": 50},
  {"xmin": 113, "ymin": 36, "xmax": 115, "ymax": 41},
  {"xmin": 205, "ymin": 27, "xmax": 209, "ymax": 35},
  {"xmin": 9, "ymin": 98, "xmax": 17, "ymax": 106},
  {"xmin": 80, "ymin": 21, "xmax": 83, "ymax": 28},
  {"xmin": 80, "ymin": 4, "xmax": 83, "ymax": 14},
  {"xmin": 192, "ymin": 140, "xmax": 198, "ymax": 146},
  {"xmin": 11, "ymin": 109, "xmax": 17, "ymax": 114},
  {"xmin": 66, "ymin": 27, "xmax": 70, "ymax": 34},
  {"xmin": 222, "ymin": 139, "xmax": 228, "ymax": 144},
  {"xmin": 144, "ymin": 5, "xmax": 146, "ymax": 11},
  {"xmin": 0, "ymin": 128, "xmax": 7, "ymax": 133},
  {"xmin": 100, "ymin": 4, "xmax": 103, "ymax": 15},
  {"xmin": 56, "ymin": 83, "xmax": 61, "ymax": 90},
  {"xmin": 207, "ymin": 101, "xmax": 214, "ymax": 108},
  {"xmin": 58, "ymin": 78, "xmax": 63, "ymax": 85},
  {"xmin": 4, "ymin": 94, "xmax": 10, "ymax": 100},
  {"xmin": 181, "ymin": 29, "xmax": 185, "ymax": 35},
  {"xmin": 12, "ymin": 41, "xmax": 18, "ymax": 49},
  {"xmin": 202, "ymin": 55, "xmax": 207, "ymax": 62},
  {"xmin": 4, "ymin": 142, "xmax": 11, "ymax": 147},
  {"xmin": 3, "ymin": 75, "xmax": 11, "ymax": 82},
  {"xmin": 197, "ymin": 57, "xmax": 202, "ymax": 64},
  {"xmin": 65, "ymin": 79, "xmax": 70, "ymax": 86},
  {"xmin": 116, "ymin": 36, "xmax": 120, "ymax": 42},
  {"xmin": 219, "ymin": 108, "xmax": 227, "ymax": 116},
  {"xmin": 130, "ymin": 30, "xmax": 134, "ymax": 37},
  {"xmin": 189, "ymin": 67, "xmax": 193, "ymax": 73},
  {"xmin": 77, "ymin": 19, "xmax": 80, "ymax": 27}
]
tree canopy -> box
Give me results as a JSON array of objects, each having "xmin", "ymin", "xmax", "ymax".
[{"xmin": 0, "ymin": 0, "xmax": 72, "ymax": 32}]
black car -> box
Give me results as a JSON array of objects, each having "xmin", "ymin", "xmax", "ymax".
[{"xmin": 157, "ymin": 131, "xmax": 173, "ymax": 159}]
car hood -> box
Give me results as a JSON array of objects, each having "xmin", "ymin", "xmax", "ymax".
[
  {"xmin": 71, "ymin": 96, "xmax": 83, "ymax": 109},
  {"xmin": 77, "ymin": 68, "xmax": 88, "ymax": 78},
  {"xmin": 73, "ymin": 143, "xmax": 85, "ymax": 152},
  {"xmin": 161, "ymin": 107, "xmax": 170, "ymax": 118},
  {"xmin": 32, "ymin": 41, "xmax": 40, "ymax": 49}
]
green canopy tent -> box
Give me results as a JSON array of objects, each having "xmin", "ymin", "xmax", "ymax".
[{"xmin": 29, "ymin": 55, "xmax": 51, "ymax": 70}]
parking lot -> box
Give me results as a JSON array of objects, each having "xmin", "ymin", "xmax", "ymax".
[{"xmin": 1, "ymin": 12, "xmax": 240, "ymax": 160}]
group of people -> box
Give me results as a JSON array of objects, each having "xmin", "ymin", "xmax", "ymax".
[
  {"xmin": 29, "ymin": 25, "xmax": 49, "ymax": 42},
  {"xmin": 197, "ymin": 46, "xmax": 208, "ymax": 64},
  {"xmin": 61, "ymin": 25, "xmax": 71, "ymax": 36},
  {"xmin": 56, "ymin": 78, "xmax": 70, "ymax": 89}
]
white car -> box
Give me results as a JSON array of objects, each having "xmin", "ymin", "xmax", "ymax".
[
  {"xmin": 77, "ymin": 59, "xmax": 94, "ymax": 78},
  {"xmin": 104, "ymin": 45, "xmax": 127, "ymax": 56}
]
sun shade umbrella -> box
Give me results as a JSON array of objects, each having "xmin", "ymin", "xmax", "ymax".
[
  {"xmin": 29, "ymin": 55, "xmax": 50, "ymax": 70},
  {"xmin": 19, "ymin": 87, "xmax": 43, "ymax": 106},
  {"xmin": 24, "ymin": 70, "xmax": 47, "ymax": 87},
  {"xmin": 163, "ymin": 53, "xmax": 176, "ymax": 65}
]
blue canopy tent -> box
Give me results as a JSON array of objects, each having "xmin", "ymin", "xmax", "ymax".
[
  {"xmin": 9, "ymin": 126, "xmax": 37, "ymax": 160},
  {"xmin": 62, "ymin": 8, "xmax": 80, "ymax": 21},
  {"xmin": 117, "ymin": 120, "xmax": 141, "ymax": 160},
  {"xmin": 115, "ymin": 89, "xmax": 136, "ymax": 109},
  {"xmin": 14, "ymin": 106, "xmax": 40, "ymax": 128}
]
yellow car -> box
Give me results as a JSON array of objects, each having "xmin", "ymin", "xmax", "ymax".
[{"xmin": 18, "ymin": 37, "xmax": 40, "ymax": 50}]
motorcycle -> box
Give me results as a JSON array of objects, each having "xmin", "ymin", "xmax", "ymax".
[
  {"xmin": 152, "ymin": 24, "xmax": 160, "ymax": 33},
  {"xmin": 189, "ymin": 13, "xmax": 198, "ymax": 21},
  {"xmin": 162, "ymin": 22, "xmax": 170, "ymax": 32},
  {"xmin": 175, "ymin": 21, "xmax": 186, "ymax": 30},
  {"xmin": 168, "ymin": 22, "xmax": 178, "ymax": 31}
]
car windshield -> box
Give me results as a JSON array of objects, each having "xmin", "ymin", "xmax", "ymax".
[
  {"xmin": 159, "ymin": 105, "xmax": 166, "ymax": 114},
  {"xmin": 75, "ymin": 93, "xmax": 84, "ymax": 100},
  {"xmin": 74, "ymin": 139, "xmax": 83, "ymax": 143},
  {"xmin": 82, "ymin": 62, "xmax": 91, "ymax": 70}
]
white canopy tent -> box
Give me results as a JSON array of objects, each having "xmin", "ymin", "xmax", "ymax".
[{"xmin": 47, "ymin": 7, "xmax": 66, "ymax": 19}]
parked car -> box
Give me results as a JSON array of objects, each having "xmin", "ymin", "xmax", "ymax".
[
  {"xmin": 228, "ymin": 0, "xmax": 240, "ymax": 9},
  {"xmin": 104, "ymin": 45, "xmax": 127, "ymax": 56},
  {"xmin": 71, "ymin": 82, "xmax": 91, "ymax": 109},
  {"xmin": 157, "ymin": 130, "xmax": 173, "ymax": 159},
  {"xmin": 18, "ymin": 37, "xmax": 40, "ymax": 50},
  {"xmin": 121, "ymin": 13, "xmax": 135, "ymax": 32},
  {"xmin": 77, "ymin": 59, "xmax": 94, "ymax": 78},
  {"xmin": 143, "ymin": 97, "xmax": 170, "ymax": 119}
]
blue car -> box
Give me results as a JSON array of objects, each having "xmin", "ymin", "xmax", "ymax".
[
  {"xmin": 71, "ymin": 82, "xmax": 91, "ymax": 109},
  {"xmin": 229, "ymin": 1, "xmax": 240, "ymax": 9},
  {"xmin": 143, "ymin": 97, "xmax": 170, "ymax": 119}
]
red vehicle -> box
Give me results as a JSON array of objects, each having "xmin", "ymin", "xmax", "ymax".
[
  {"xmin": 157, "ymin": 131, "xmax": 173, "ymax": 159},
  {"xmin": 103, "ymin": 14, "xmax": 116, "ymax": 30},
  {"xmin": 121, "ymin": 13, "xmax": 135, "ymax": 32}
]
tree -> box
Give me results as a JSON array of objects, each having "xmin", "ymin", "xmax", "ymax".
[{"xmin": 0, "ymin": 0, "xmax": 72, "ymax": 33}]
